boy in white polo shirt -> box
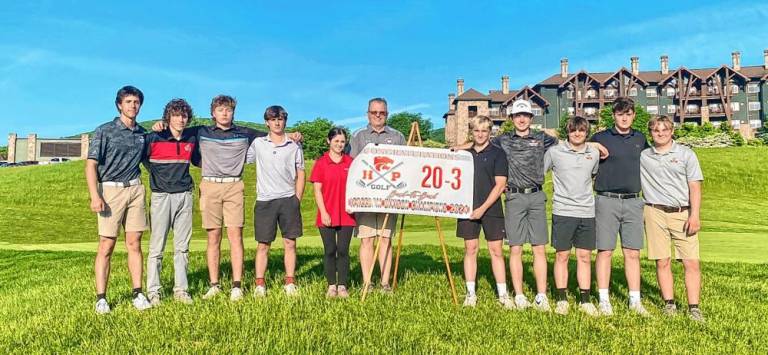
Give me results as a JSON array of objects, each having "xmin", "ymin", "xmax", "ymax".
[
  {"xmin": 246, "ymin": 105, "xmax": 305, "ymax": 297},
  {"xmin": 544, "ymin": 116, "xmax": 600, "ymax": 316}
]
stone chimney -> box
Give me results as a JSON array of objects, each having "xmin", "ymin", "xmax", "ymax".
[
  {"xmin": 763, "ymin": 49, "xmax": 768, "ymax": 70},
  {"xmin": 27, "ymin": 134, "xmax": 37, "ymax": 162},
  {"xmin": 80, "ymin": 134, "xmax": 90, "ymax": 160},
  {"xmin": 660, "ymin": 55, "xmax": 669, "ymax": 75},
  {"xmin": 501, "ymin": 76, "xmax": 510, "ymax": 95},
  {"xmin": 457, "ymin": 79, "xmax": 464, "ymax": 96},
  {"xmin": 631, "ymin": 56, "xmax": 639, "ymax": 75},
  {"xmin": 7, "ymin": 133, "xmax": 16, "ymax": 163},
  {"xmin": 732, "ymin": 51, "xmax": 741, "ymax": 71},
  {"xmin": 560, "ymin": 58, "xmax": 569, "ymax": 78}
]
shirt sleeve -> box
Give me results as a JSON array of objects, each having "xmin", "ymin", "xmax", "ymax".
[
  {"xmin": 295, "ymin": 144, "xmax": 305, "ymax": 170},
  {"xmin": 349, "ymin": 133, "xmax": 361, "ymax": 158},
  {"xmin": 494, "ymin": 149, "xmax": 508, "ymax": 177},
  {"xmin": 87, "ymin": 127, "xmax": 105, "ymax": 162},
  {"xmin": 245, "ymin": 127, "xmax": 267, "ymax": 144},
  {"xmin": 542, "ymin": 132, "xmax": 558, "ymax": 149},
  {"xmin": 309, "ymin": 158, "xmax": 324, "ymax": 183},
  {"xmin": 591, "ymin": 151, "xmax": 599, "ymax": 175},
  {"xmin": 490, "ymin": 136, "xmax": 501, "ymax": 148},
  {"xmin": 246, "ymin": 140, "xmax": 257, "ymax": 164},
  {"xmin": 543, "ymin": 148, "xmax": 553, "ymax": 172},
  {"xmin": 685, "ymin": 149, "xmax": 704, "ymax": 181}
]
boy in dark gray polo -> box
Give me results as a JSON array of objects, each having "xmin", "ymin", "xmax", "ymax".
[
  {"xmin": 544, "ymin": 116, "xmax": 600, "ymax": 316},
  {"xmin": 247, "ymin": 105, "xmax": 305, "ymax": 297},
  {"xmin": 86, "ymin": 86, "xmax": 151, "ymax": 314}
]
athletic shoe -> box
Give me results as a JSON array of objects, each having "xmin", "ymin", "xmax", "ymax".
[
  {"xmin": 326, "ymin": 286, "xmax": 338, "ymax": 298},
  {"xmin": 147, "ymin": 292, "xmax": 161, "ymax": 307},
  {"xmin": 554, "ymin": 300, "xmax": 570, "ymax": 315},
  {"xmin": 202, "ymin": 285, "xmax": 222, "ymax": 300},
  {"xmin": 514, "ymin": 295, "xmax": 531, "ymax": 310},
  {"xmin": 363, "ymin": 283, "xmax": 375, "ymax": 294},
  {"xmin": 95, "ymin": 298, "xmax": 110, "ymax": 315},
  {"xmin": 380, "ymin": 284, "xmax": 393, "ymax": 294},
  {"xmin": 689, "ymin": 308, "xmax": 705, "ymax": 322},
  {"xmin": 173, "ymin": 291, "xmax": 193, "ymax": 304},
  {"xmin": 629, "ymin": 301, "xmax": 651, "ymax": 317},
  {"xmin": 463, "ymin": 294, "xmax": 477, "ymax": 307},
  {"xmin": 337, "ymin": 286, "xmax": 349, "ymax": 299},
  {"xmin": 230, "ymin": 287, "xmax": 243, "ymax": 302},
  {"xmin": 283, "ymin": 283, "xmax": 299, "ymax": 296},
  {"xmin": 533, "ymin": 294, "xmax": 551, "ymax": 312},
  {"xmin": 498, "ymin": 294, "xmax": 515, "ymax": 309},
  {"xmin": 253, "ymin": 285, "xmax": 267, "ymax": 298},
  {"xmin": 579, "ymin": 302, "xmax": 599, "ymax": 316},
  {"xmin": 662, "ymin": 303, "xmax": 678, "ymax": 316},
  {"xmin": 598, "ymin": 299, "xmax": 614, "ymax": 316},
  {"xmin": 132, "ymin": 293, "xmax": 152, "ymax": 311}
]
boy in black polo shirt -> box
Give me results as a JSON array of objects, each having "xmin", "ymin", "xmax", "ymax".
[{"xmin": 458, "ymin": 116, "xmax": 511, "ymax": 308}]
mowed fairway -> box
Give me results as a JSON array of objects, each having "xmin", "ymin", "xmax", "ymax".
[{"xmin": 1, "ymin": 147, "xmax": 767, "ymax": 352}]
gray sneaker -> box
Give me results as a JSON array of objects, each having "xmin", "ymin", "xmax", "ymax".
[
  {"xmin": 689, "ymin": 308, "xmax": 705, "ymax": 322},
  {"xmin": 337, "ymin": 286, "xmax": 349, "ymax": 299},
  {"xmin": 132, "ymin": 293, "xmax": 152, "ymax": 311},
  {"xmin": 95, "ymin": 298, "xmax": 110, "ymax": 315},
  {"xmin": 173, "ymin": 291, "xmax": 193, "ymax": 304},
  {"xmin": 202, "ymin": 285, "xmax": 222, "ymax": 300},
  {"xmin": 663, "ymin": 303, "xmax": 678, "ymax": 316},
  {"xmin": 147, "ymin": 292, "xmax": 161, "ymax": 307},
  {"xmin": 629, "ymin": 301, "xmax": 651, "ymax": 317}
]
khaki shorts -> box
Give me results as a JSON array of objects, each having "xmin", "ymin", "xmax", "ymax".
[
  {"xmin": 644, "ymin": 205, "xmax": 700, "ymax": 260},
  {"xmin": 200, "ymin": 180, "xmax": 244, "ymax": 229},
  {"xmin": 355, "ymin": 212, "xmax": 398, "ymax": 238},
  {"xmin": 97, "ymin": 184, "xmax": 148, "ymax": 237}
]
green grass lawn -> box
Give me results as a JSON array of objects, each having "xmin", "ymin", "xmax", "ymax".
[{"xmin": 0, "ymin": 147, "xmax": 767, "ymax": 352}]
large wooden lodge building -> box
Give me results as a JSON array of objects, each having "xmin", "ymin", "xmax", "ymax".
[{"xmin": 444, "ymin": 50, "xmax": 768, "ymax": 145}]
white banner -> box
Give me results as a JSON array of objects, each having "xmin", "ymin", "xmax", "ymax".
[{"xmin": 345, "ymin": 144, "xmax": 474, "ymax": 218}]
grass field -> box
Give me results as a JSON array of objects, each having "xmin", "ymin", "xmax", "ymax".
[{"xmin": 0, "ymin": 147, "xmax": 767, "ymax": 352}]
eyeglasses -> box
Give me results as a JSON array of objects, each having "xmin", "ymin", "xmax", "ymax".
[{"xmin": 368, "ymin": 111, "xmax": 388, "ymax": 117}]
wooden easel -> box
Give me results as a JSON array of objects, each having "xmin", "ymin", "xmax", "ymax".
[{"xmin": 360, "ymin": 122, "xmax": 459, "ymax": 304}]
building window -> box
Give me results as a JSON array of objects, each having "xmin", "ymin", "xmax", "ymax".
[
  {"xmin": 708, "ymin": 103, "xmax": 723, "ymax": 113},
  {"xmin": 731, "ymin": 120, "xmax": 741, "ymax": 128},
  {"xmin": 747, "ymin": 83, "xmax": 760, "ymax": 94},
  {"xmin": 731, "ymin": 102, "xmax": 740, "ymax": 112},
  {"xmin": 567, "ymin": 107, "xmax": 575, "ymax": 115},
  {"xmin": 586, "ymin": 89, "xmax": 597, "ymax": 99},
  {"xmin": 604, "ymin": 89, "xmax": 617, "ymax": 98},
  {"xmin": 468, "ymin": 106, "xmax": 478, "ymax": 118},
  {"xmin": 731, "ymin": 85, "xmax": 739, "ymax": 94},
  {"xmin": 647, "ymin": 105, "xmax": 659, "ymax": 114},
  {"xmin": 686, "ymin": 104, "xmax": 699, "ymax": 114},
  {"xmin": 565, "ymin": 90, "xmax": 573, "ymax": 99},
  {"xmin": 667, "ymin": 105, "xmax": 677, "ymax": 114},
  {"xmin": 532, "ymin": 107, "xmax": 543, "ymax": 116},
  {"xmin": 748, "ymin": 102, "xmax": 761, "ymax": 111},
  {"xmin": 646, "ymin": 88, "xmax": 657, "ymax": 98},
  {"xmin": 40, "ymin": 142, "xmax": 81, "ymax": 157},
  {"xmin": 666, "ymin": 87, "xmax": 676, "ymax": 97},
  {"xmin": 629, "ymin": 87, "xmax": 638, "ymax": 97},
  {"xmin": 584, "ymin": 107, "xmax": 598, "ymax": 116},
  {"xmin": 750, "ymin": 120, "xmax": 762, "ymax": 128}
]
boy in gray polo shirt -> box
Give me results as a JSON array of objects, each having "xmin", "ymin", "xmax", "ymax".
[
  {"xmin": 640, "ymin": 116, "xmax": 704, "ymax": 321},
  {"xmin": 544, "ymin": 116, "xmax": 600, "ymax": 316},
  {"xmin": 246, "ymin": 105, "xmax": 305, "ymax": 297}
]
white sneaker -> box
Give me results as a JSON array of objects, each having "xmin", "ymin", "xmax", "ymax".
[
  {"xmin": 283, "ymin": 283, "xmax": 299, "ymax": 296},
  {"xmin": 533, "ymin": 294, "xmax": 551, "ymax": 312},
  {"xmin": 95, "ymin": 298, "xmax": 110, "ymax": 315},
  {"xmin": 579, "ymin": 302, "xmax": 599, "ymax": 316},
  {"xmin": 498, "ymin": 294, "xmax": 515, "ymax": 309},
  {"xmin": 598, "ymin": 299, "xmax": 614, "ymax": 316},
  {"xmin": 230, "ymin": 287, "xmax": 244, "ymax": 302},
  {"xmin": 514, "ymin": 295, "xmax": 531, "ymax": 310},
  {"xmin": 555, "ymin": 300, "xmax": 570, "ymax": 315},
  {"xmin": 202, "ymin": 285, "xmax": 222, "ymax": 300},
  {"xmin": 629, "ymin": 301, "xmax": 651, "ymax": 317},
  {"xmin": 132, "ymin": 293, "xmax": 152, "ymax": 311},
  {"xmin": 463, "ymin": 294, "xmax": 477, "ymax": 307},
  {"xmin": 253, "ymin": 285, "xmax": 267, "ymax": 298},
  {"xmin": 147, "ymin": 292, "xmax": 161, "ymax": 307}
]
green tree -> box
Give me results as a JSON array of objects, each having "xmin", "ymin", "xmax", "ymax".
[
  {"xmin": 387, "ymin": 112, "xmax": 432, "ymax": 140},
  {"xmin": 429, "ymin": 127, "xmax": 446, "ymax": 143},
  {"xmin": 0, "ymin": 146, "xmax": 7, "ymax": 161},
  {"xmin": 289, "ymin": 118, "xmax": 338, "ymax": 159},
  {"xmin": 596, "ymin": 104, "xmax": 651, "ymax": 143}
]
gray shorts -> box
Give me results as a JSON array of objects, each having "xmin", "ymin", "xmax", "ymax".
[
  {"xmin": 504, "ymin": 191, "xmax": 548, "ymax": 246},
  {"xmin": 595, "ymin": 195, "xmax": 644, "ymax": 251}
]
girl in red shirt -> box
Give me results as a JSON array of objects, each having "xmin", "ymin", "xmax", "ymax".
[{"xmin": 310, "ymin": 127, "xmax": 356, "ymax": 298}]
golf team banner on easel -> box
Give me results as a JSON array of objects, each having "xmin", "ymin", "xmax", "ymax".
[{"xmin": 345, "ymin": 144, "xmax": 474, "ymax": 219}]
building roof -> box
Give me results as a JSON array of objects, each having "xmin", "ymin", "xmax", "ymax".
[
  {"xmin": 538, "ymin": 65, "xmax": 768, "ymax": 88},
  {"xmin": 502, "ymin": 86, "xmax": 550, "ymax": 107},
  {"xmin": 454, "ymin": 88, "xmax": 491, "ymax": 101},
  {"xmin": 487, "ymin": 90, "xmax": 517, "ymax": 103}
]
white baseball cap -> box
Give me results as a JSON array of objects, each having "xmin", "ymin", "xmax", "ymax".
[{"xmin": 509, "ymin": 99, "xmax": 533, "ymax": 116}]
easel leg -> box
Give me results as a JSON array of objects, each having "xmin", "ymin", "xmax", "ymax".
[
  {"xmin": 361, "ymin": 214, "xmax": 390, "ymax": 302},
  {"xmin": 392, "ymin": 214, "xmax": 406, "ymax": 290},
  {"xmin": 435, "ymin": 217, "xmax": 458, "ymax": 305}
]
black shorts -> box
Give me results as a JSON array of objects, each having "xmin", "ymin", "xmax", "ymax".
[
  {"xmin": 456, "ymin": 216, "xmax": 505, "ymax": 241},
  {"xmin": 254, "ymin": 196, "xmax": 303, "ymax": 243},
  {"xmin": 551, "ymin": 215, "xmax": 596, "ymax": 251}
]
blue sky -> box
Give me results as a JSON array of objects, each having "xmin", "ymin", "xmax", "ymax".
[{"xmin": 2, "ymin": 0, "xmax": 767, "ymax": 138}]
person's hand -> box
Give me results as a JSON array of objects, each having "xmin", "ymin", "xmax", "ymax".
[
  {"xmin": 90, "ymin": 197, "xmax": 105, "ymax": 213},
  {"xmin": 684, "ymin": 213, "xmax": 701, "ymax": 236},
  {"xmin": 288, "ymin": 131, "xmax": 303, "ymax": 142},
  {"xmin": 151, "ymin": 121, "xmax": 167, "ymax": 132},
  {"xmin": 469, "ymin": 208, "xmax": 485, "ymax": 220},
  {"xmin": 590, "ymin": 142, "xmax": 609, "ymax": 159},
  {"xmin": 321, "ymin": 211, "xmax": 332, "ymax": 227}
]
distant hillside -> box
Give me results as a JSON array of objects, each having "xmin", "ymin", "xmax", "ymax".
[{"xmin": 70, "ymin": 117, "xmax": 267, "ymax": 137}]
